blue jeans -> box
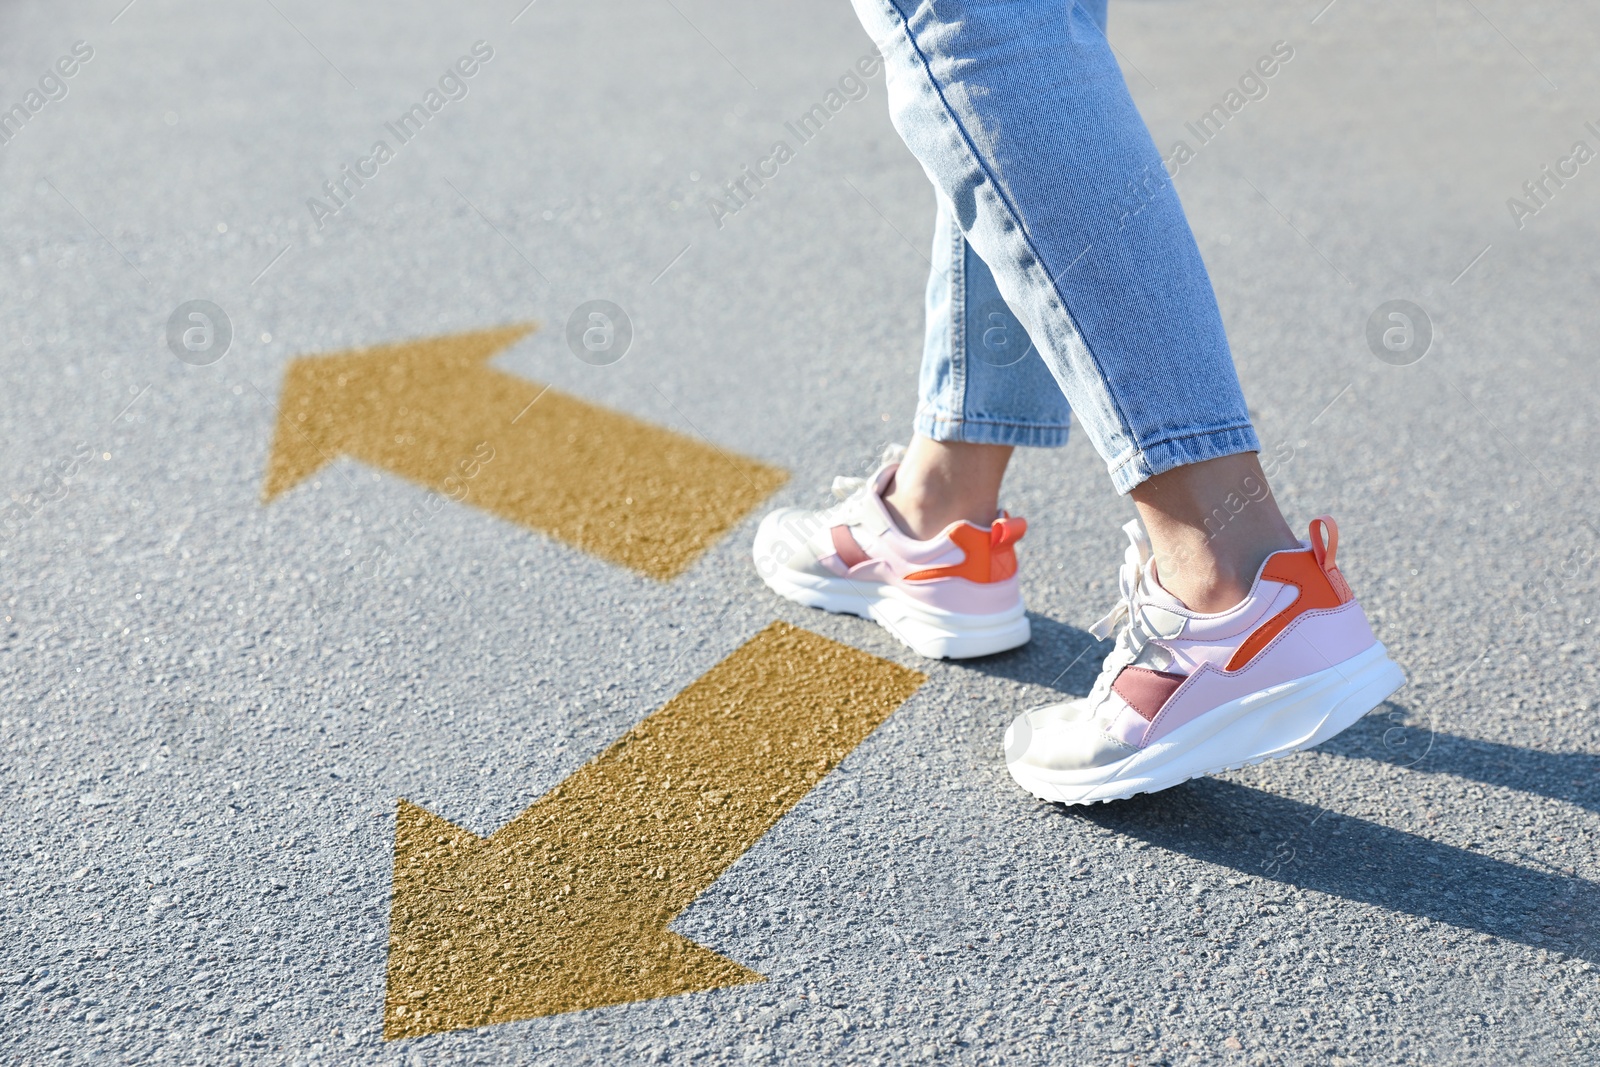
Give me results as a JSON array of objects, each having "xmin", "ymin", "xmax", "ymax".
[{"xmin": 862, "ymin": 0, "xmax": 1261, "ymax": 492}]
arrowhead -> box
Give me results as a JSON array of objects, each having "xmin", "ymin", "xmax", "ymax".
[
  {"xmin": 262, "ymin": 324, "xmax": 535, "ymax": 501},
  {"xmin": 383, "ymin": 798, "xmax": 762, "ymax": 1040},
  {"xmin": 381, "ymin": 624, "xmax": 926, "ymax": 1038}
]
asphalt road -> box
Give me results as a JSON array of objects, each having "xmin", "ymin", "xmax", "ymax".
[{"xmin": 2, "ymin": 0, "xmax": 1598, "ymax": 1064}]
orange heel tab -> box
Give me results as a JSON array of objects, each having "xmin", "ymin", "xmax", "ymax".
[
  {"xmin": 903, "ymin": 514, "xmax": 1026, "ymax": 584},
  {"xmin": 1224, "ymin": 518, "xmax": 1356, "ymax": 671},
  {"xmin": 1309, "ymin": 516, "xmax": 1354, "ymax": 605},
  {"xmin": 991, "ymin": 513, "xmax": 1027, "ymax": 548}
]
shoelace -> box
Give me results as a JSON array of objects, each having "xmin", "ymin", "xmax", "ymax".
[{"xmin": 1082, "ymin": 553, "xmax": 1159, "ymax": 715}]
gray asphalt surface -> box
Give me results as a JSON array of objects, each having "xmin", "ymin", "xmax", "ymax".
[{"xmin": 3, "ymin": 0, "xmax": 1598, "ymax": 1063}]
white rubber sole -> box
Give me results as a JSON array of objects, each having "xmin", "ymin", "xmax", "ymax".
[
  {"xmin": 1005, "ymin": 642, "xmax": 1405, "ymax": 804},
  {"xmin": 758, "ymin": 561, "xmax": 1029, "ymax": 660}
]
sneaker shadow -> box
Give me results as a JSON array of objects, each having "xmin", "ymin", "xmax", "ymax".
[
  {"xmin": 1066, "ymin": 776, "xmax": 1600, "ymax": 962},
  {"xmin": 1317, "ymin": 701, "xmax": 1600, "ymax": 815},
  {"xmin": 958, "ymin": 612, "xmax": 1104, "ymax": 696}
]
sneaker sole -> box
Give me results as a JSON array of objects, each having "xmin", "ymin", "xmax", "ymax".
[
  {"xmin": 758, "ymin": 563, "xmax": 1030, "ymax": 660},
  {"xmin": 1005, "ymin": 642, "xmax": 1405, "ymax": 804}
]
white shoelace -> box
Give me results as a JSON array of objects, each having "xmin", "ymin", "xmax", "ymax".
[{"xmin": 1083, "ymin": 553, "xmax": 1160, "ymax": 716}]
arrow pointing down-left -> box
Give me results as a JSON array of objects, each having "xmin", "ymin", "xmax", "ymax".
[{"xmin": 382, "ymin": 621, "xmax": 925, "ymax": 1039}]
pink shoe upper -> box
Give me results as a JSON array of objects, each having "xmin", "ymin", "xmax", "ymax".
[
  {"xmin": 754, "ymin": 453, "xmax": 1028, "ymax": 617},
  {"xmin": 1016, "ymin": 515, "xmax": 1381, "ymax": 771}
]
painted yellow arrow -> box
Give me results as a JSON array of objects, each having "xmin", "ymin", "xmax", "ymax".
[
  {"xmin": 382, "ymin": 621, "xmax": 925, "ymax": 1039},
  {"xmin": 263, "ymin": 324, "xmax": 787, "ymax": 580}
]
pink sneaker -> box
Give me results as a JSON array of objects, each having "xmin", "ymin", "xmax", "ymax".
[
  {"xmin": 751, "ymin": 446, "xmax": 1031, "ymax": 659},
  {"xmin": 1004, "ymin": 515, "xmax": 1404, "ymax": 804}
]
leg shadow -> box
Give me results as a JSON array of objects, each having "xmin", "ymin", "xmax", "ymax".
[
  {"xmin": 1073, "ymin": 778, "xmax": 1600, "ymax": 962},
  {"xmin": 1318, "ymin": 701, "xmax": 1600, "ymax": 815},
  {"xmin": 960, "ymin": 613, "xmax": 1103, "ymax": 696}
]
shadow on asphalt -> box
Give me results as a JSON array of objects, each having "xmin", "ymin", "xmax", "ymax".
[
  {"xmin": 960, "ymin": 613, "xmax": 1103, "ymax": 696},
  {"xmin": 1071, "ymin": 759, "xmax": 1600, "ymax": 963},
  {"xmin": 1318, "ymin": 703, "xmax": 1600, "ymax": 815}
]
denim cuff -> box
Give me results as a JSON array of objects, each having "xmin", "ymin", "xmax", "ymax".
[
  {"xmin": 1108, "ymin": 422, "xmax": 1262, "ymax": 495},
  {"xmin": 914, "ymin": 409, "xmax": 1072, "ymax": 449}
]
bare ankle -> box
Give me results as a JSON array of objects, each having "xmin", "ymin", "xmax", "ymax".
[
  {"xmin": 881, "ymin": 473, "xmax": 988, "ymax": 540},
  {"xmin": 1151, "ymin": 551, "xmax": 1259, "ymax": 613},
  {"xmin": 880, "ymin": 437, "xmax": 1013, "ymax": 540},
  {"xmin": 1129, "ymin": 452, "xmax": 1300, "ymax": 613}
]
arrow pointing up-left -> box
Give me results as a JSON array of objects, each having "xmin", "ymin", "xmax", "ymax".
[{"xmin": 262, "ymin": 324, "xmax": 787, "ymax": 580}]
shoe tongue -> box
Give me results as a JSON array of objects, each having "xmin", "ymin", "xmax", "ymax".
[
  {"xmin": 872, "ymin": 461, "xmax": 898, "ymax": 496},
  {"xmin": 1139, "ymin": 569, "xmax": 1188, "ymax": 612}
]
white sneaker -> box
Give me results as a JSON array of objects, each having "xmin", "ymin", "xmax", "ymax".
[
  {"xmin": 1004, "ymin": 515, "xmax": 1404, "ymax": 804},
  {"xmin": 751, "ymin": 446, "xmax": 1032, "ymax": 659}
]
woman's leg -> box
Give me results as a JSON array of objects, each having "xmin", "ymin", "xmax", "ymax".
[
  {"xmin": 850, "ymin": 0, "xmax": 1297, "ymax": 605},
  {"xmin": 1131, "ymin": 453, "xmax": 1297, "ymax": 611},
  {"xmin": 749, "ymin": 201, "xmax": 1056, "ymax": 659},
  {"xmin": 846, "ymin": 0, "xmax": 1404, "ymax": 801},
  {"xmin": 882, "ymin": 438, "xmax": 1014, "ymax": 540},
  {"xmin": 884, "ymin": 193, "xmax": 1070, "ymax": 539}
]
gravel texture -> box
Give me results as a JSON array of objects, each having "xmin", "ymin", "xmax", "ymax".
[{"xmin": 1, "ymin": 0, "xmax": 1597, "ymax": 1064}]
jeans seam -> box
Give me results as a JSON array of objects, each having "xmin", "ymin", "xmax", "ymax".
[
  {"xmin": 948, "ymin": 217, "xmax": 969, "ymax": 424},
  {"xmin": 1106, "ymin": 421, "xmax": 1258, "ymax": 474},
  {"xmin": 922, "ymin": 411, "xmax": 1072, "ymax": 431},
  {"xmin": 883, "ymin": 0, "xmax": 1143, "ymax": 454}
]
